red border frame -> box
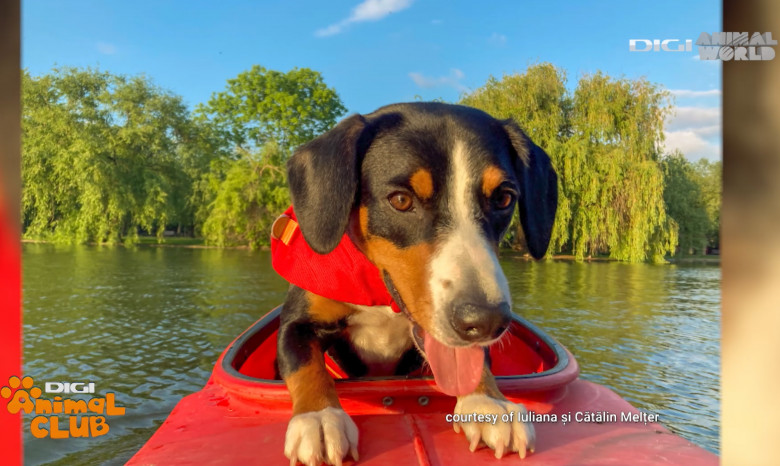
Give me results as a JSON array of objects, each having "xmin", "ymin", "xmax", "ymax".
[{"xmin": 0, "ymin": 201, "xmax": 22, "ymax": 465}]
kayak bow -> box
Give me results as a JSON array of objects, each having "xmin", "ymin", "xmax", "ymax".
[{"xmin": 129, "ymin": 306, "xmax": 716, "ymax": 465}]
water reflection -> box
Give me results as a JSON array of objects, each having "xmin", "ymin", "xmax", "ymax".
[
  {"xmin": 502, "ymin": 258, "xmax": 720, "ymax": 454},
  {"xmin": 22, "ymin": 244, "xmax": 720, "ymax": 464}
]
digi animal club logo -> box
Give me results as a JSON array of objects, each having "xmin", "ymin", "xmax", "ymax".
[{"xmin": 1, "ymin": 375, "xmax": 125, "ymax": 438}]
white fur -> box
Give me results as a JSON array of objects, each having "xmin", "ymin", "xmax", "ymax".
[
  {"xmin": 453, "ymin": 394, "xmax": 536, "ymax": 459},
  {"xmin": 347, "ymin": 304, "xmax": 413, "ymax": 372},
  {"xmin": 284, "ymin": 407, "xmax": 359, "ymax": 466},
  {"xmin": 428, "ymin": 141, "xmax": 512, "ymax": 344}
]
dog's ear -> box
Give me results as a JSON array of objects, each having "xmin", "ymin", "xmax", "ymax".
[
  {"xmin": 287, "ymin": 114, "xmax": 368, "ymax": 254},
  {"xmin": 502, "ymin": 120, "xmax": 558, "ymax": 259}
]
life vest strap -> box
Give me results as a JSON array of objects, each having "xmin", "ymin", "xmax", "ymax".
[{"xmin": 271, "ymin": 214, "xmax": 299, "ymax": 246}]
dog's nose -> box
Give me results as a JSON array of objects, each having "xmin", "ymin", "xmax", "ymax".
[{"xmin": 450, "ymin": 302, "xmax": 512, "ymax": 342}]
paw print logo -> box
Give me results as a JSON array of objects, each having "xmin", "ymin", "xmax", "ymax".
[{"xmin": 1, "ymin": 376, "xmax": 42, "ymax": 414}]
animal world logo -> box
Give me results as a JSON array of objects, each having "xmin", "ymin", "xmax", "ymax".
[
  {"xmin": 1, "ymin": 375, "xmax": 125, "ymax": 439},
  {"xmin": 629, "ymin": 32, "xmax": 777, "ymax": 61}
]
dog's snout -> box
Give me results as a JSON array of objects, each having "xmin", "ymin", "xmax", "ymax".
[{"xmin": 450, "ymin": 302, "xmax": 511, "ymax": 342}]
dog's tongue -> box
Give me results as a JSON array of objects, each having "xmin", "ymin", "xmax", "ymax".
[{"xmin": 424, "ymin": 332, "xmax": 484, "ymax": 396}]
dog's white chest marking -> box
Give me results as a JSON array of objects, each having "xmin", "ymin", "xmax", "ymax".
[{"xmin": 347, "ymin": 305, "xmax": 413, "ymax": 370}]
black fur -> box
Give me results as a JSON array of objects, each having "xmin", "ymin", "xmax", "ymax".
[
  {"xmin": 277, "ymin": 285, "xmax": 348, "ymax": 375},
  {"xmin": 286, "ymin": 114, "xmax": 367, "ymax": 255},
  {"xmin": 502, "ymin": 120, "xmax": 558, "ymax": 259}
]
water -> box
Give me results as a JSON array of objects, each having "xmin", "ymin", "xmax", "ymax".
[{"xmin": 20, "ymin": 244, "xmax": 720, "ymax": 464}]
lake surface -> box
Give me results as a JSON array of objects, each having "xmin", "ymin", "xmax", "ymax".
[{"xmin": 21, "ymin": 244, "xmax": 720, "ymax": 464}]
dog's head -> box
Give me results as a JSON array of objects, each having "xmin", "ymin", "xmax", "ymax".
[{"xmin": 288, "ymin": 102, "xmax": 557, "ymax": 393}]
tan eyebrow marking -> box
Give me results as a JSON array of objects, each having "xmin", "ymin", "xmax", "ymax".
[
  {"xmin": 409, "ymin": 168, "xmax": 434, "ymax": 200},
  {"xmin": 481, "ymin": 165, "xmax": 506, "ymax": 198}
]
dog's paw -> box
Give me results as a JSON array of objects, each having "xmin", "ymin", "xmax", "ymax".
[
  {"xmin": 284, "ymin": 407, "xmax": 359, "ymax": 466},
  {"xmin": 452, "ymin": 394, "xmax": 535, "ymax": 459}
]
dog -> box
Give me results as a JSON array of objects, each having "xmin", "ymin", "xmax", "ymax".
[{"xmin": 271, "ymin": 102, "xmax": 557, "ymax": 465}]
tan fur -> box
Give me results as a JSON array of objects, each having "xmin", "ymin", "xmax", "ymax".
[
  {"xmin": 285, "ymin": 351, "xmax": 341, "ymax": 415},
  {"xmin": 354, "ymin": 205, "xmax": 436, "ymax": 333},
  {"xmin": 473, "ymin": 366, "xmax": 506, "ymax": 400},
  {"xmin": 367, "ymin": 239, "xmax": 435, "ymax": 330},
  {"xmin": 410, "ymin": 168, "xmax": 434, "ymax": 200},
  {"xmin": 481, "ymin": 165, "xmax": 506, "ymax": 198},
  {"xmin": 306, "ymin": 291, "xmax": 354, "ymax": 323}
]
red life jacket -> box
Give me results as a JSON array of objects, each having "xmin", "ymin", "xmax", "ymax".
[{"xmin": 270, "ymin": 206, "xmax": 401, "ymax": 314}]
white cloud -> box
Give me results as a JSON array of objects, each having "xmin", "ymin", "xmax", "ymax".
[
  {"xmin": 96, "ymin": 42, "xmax": 117, "ymax": 55},
  {"xmin": 315, "ymin": 0, "xmax": 414, "ymax": 37},
  {"xmin": 663, "ymin": 130, "xmax": 721, "ymax": 161},
  {"xmin": 665, "ymin": 106, "xmax": 720, "ymax": 132},
  {"xmin": 663, "ymin": 105, "xmax": 721, "ymax": 161},
  {"xmin": 315, "ymin": 24, "xmax": 343, "ymax": 37},
  {"xmin": 488, "ymin": 33, "xmax": 507, "ymax": 46},
  {"xmin": 669, "ymin": 89, "xmax": 721, "ymax": 98},
  {"xmin": 352, "ymin": 0, "xmax": 412, "ymax": 21},
  {"xmin": 692, "ymin": 125, "xmax": 721, "ymax": 138},
  {"xmin": 409, "ymin": 68, "xmax": 468, "ymax": 92}
]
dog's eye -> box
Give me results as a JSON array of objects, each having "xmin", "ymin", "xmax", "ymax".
[
  {"xmin": 388, "ymin": 192, "xmax": 414, "ymax": 212},
  {"xmin": 492, "ymin": 189, "xmax": 516, "ymax": 210}
]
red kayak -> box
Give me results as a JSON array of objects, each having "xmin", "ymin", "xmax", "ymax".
[{"xmin": 129, "ymin": 307, "xmax": 717, "ymax": 465}]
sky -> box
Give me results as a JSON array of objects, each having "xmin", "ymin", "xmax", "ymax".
[{"xmin": 22, "ymin": 0, "xmax": 722, "ymax": 161}]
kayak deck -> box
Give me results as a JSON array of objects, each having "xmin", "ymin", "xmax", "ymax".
[{"xmin": 129, "ymin": 307, "xmax": 717, "ymax": 465}]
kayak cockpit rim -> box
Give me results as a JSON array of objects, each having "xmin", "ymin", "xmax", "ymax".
[{"xmin": 220, "ymin": 306, "xmax": 572, "ymax": 386}]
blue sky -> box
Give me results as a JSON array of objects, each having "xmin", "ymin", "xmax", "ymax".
[{"xmin": 22, "ymin": 0, "xmax": 721, "ymax": 161}]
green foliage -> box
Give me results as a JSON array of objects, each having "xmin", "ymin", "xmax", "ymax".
[
  {"xmin": 662, "ymin": 155, "xmax": 721, "ymax": 254},
  {"xmin": 566, "ymin": 72, "xmax": 676, "ymax": 263},
  {"xmin": 195, "ymin": 65, "xmax": 346, "ymax": 248},
  {"xmin": 23, "ymin": 65, "xmax": 346, "ymax": 249},
  {"xmin": 661, "ymin": 152, "xmax": 709, "ymax": 254},
  {"xmin": 461, "ymin": 65, "xmax": 678, "ymax": 262},
  {"xmin": 196, "ymin": 65, "xmax": 347, "ymax": 152},
  {"xmin": 201, "ymin": 142, "xmax": 290, "ymax": 249},
  {"xmin": 22, "ymin": 68, "xmax": 197, "ymax": 244},
  {"xmin": 22, "ymin": 63, "xmax": 718, "ymax": 261},
  {"xmin": 691, "ymin": 159, "xmax": 721, "ymax": 248}
]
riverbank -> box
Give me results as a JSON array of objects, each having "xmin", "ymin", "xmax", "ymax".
[
  {"xmin": 21, "ymin": 238, "xmax": 720, "ymax": 264},
  {"xmin": 666, "ymin": 255, "xmax": 721, "ymax": 264},
  {"xmin": 21, "ymin": 237, "xmax": 259, "ymax": 250},
  {"xmin": 503, "ymin": 250, "xmax": 720, "ymax": 264}
]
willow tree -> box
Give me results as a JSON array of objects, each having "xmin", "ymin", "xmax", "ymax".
[
  {"xmin": 462, "ymin": 66, "xmax": 677, "ymax": 262},
  {"xmin": 22, "ymin": 68, "xmax": 195, "ymax": 244},
  {"xmin": 460, "ymin": 63, "xmax": 572, "ymax": 254},
  {"xmin": 567, "ymin": 73, "xmax": 676, "ymax": 262},
  {"xmin": 201, "ymin": 142, "xmax": 289, "ymax": 249}
]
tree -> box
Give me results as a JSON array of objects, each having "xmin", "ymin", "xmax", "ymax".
[
  {"xmin": 196, "ymin": 65, "xmax": 346, "ymax": 248},
  {"xmin": 691, "ymin": 159, "xmax": 721, "ymax": 249},
  {"xmin": 661, "ymin": 152, "xmax": 710, "ymax": 254},
  {"xmin": 201, "ymin": 142, "xmax": 289, "ymax": 249},
  {"xmin": 461, "ymin": 66, "xmax": 678, "ymax": 262},
  {"xmin": 22, "ymin": 68, "xmax": 197, "ymax": 244},
  {"xmin": 196, "ymin": 65, "xmax": 347, "ymax": 153},
  {"xmin": 566, "ymin": 72, "xmax": 676, "ymax": 263}
]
